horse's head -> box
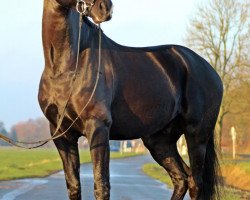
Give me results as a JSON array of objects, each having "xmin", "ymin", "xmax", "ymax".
[{"xmin": 56, "ymin": 0, "xmax": 113, "ymax": 23}]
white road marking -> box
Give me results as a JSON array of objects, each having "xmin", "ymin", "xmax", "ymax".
[
  {"xmin": 0, "ymin": 179, "xmax": 48, "ymax": 200},
  {"xmin": 56, "ymin": 171, "xmax": 147, "ymax": 178},
  {"xmin": 81, "ymin": 174, "xmax": 146, "ymax": 178}
]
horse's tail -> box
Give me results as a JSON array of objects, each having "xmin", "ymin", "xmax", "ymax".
[{"xmin": 202, "ymin": 132, "xmax": 221, "ymax": 200}]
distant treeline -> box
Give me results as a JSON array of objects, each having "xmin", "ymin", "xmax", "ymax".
[{"xmin": 0, "ymin": 118, "xmax": 53, "ymax": 147}]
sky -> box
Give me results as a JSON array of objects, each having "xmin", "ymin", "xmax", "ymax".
[{"xmin": 0, "ymin": 0, "xmax": 204, "ymax": 130}]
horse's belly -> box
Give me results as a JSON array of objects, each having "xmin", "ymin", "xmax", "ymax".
[{"xmin": 110, "ymin": 98, "xmax": 179, "ymax": 140}]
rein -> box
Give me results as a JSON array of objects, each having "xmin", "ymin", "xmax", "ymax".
[{"xmin": 0, "ymin": 1, "xmax": 102, "ymax": 149}]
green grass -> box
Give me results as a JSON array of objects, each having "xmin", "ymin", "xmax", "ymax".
[
  {"xmin": 221, "ymin": 187, "xmax": 244, "ymax": 200},
  {"xmin": 143, "ymin": 163, "xmax": 173, "ymax": 189},
  {"xmin": 236, "ymin": 162, "xmax": 250, "ymax": 173},
  {"xmin": 0, "ymin": 147, "xmax": 142, "ymax": 180},
  {"xmin": 142, "ymin": 163, "xmax": 243, "ymax": 200}
]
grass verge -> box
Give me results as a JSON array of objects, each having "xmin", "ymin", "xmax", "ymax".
[
  {"xmin": 0, "ymin": 147, "xmax": 142, "ymax": 180},
  {"xmin": 142, "ymin": 163, "xmax": 246, "ymax": 200},
  {"xmin": 221, "ymin": 161, "xmax": 250, "ymax": 191}
]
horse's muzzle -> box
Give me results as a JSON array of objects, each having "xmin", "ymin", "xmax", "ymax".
[{"xmin": 98, "ymin": 2, "xmax": 113, "ymax": 23}]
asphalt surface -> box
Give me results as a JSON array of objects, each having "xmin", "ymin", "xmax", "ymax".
[{"xmin": 0, "ymin": 155, "xmax": 183, "ymax": 200}]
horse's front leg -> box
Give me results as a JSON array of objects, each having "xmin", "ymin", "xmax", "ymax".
[
  {"xmin": 85, "ymin": 118, "xmax": 110, "ymax": 200},
  {"xmin": 51, "ymin": 124, "xmax": 81, "ymax": 200}
]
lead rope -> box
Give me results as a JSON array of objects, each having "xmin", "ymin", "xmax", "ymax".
[{"xmin": 0, "ymin": 11, "xmax": 102, "ymax": 149}]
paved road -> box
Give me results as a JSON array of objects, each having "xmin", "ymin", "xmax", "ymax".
[{"xmin": 0, "ymin": 155, "xmax": 179, "ymax": 200}]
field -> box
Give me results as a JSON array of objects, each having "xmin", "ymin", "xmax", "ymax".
[
  {"xmin": 143, "ymin": 156, "xmax": 250, "ymax": 200},
  {"xmin": 0, "ymin": 147, "xmax": 141, "ymax": 180}
]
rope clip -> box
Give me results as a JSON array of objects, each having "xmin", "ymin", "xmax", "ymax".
[{"xmin": 76, "ymin": 0, "xmax": 88, "ymax": 15}]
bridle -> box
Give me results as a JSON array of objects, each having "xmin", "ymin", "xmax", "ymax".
[
  {"xmin": 76, "ymin": 0, "xmax": 96, "ymax": 16},
  {"xmin": 0, "ymin": 1, "xmax": 102, "ymax": 149}
]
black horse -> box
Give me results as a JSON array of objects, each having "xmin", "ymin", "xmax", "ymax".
[{"xmin": 38, "ymin": 0, "xmax": 223, "ymax": 199}]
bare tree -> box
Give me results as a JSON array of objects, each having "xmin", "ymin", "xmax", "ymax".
[{"xmin": 185, "ymin": 0, "xmax": 250, "ymax": 149}]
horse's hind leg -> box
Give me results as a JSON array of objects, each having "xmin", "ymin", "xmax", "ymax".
[
  {"xmin": 185, "ymin": 120, "xmax": 219, "ymax": 200},
  {"xmin": 143, "ymin": 132, "xmax": 190, "ymax": 200},
  {"xmin": 51, "ymin": 125, "xmax": 81, "ymax": 200},
  {"xmin": 185, "ymin": 132, "xmax": 206, "ymax": 200}
]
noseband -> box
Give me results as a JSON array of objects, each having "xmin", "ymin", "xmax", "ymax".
[{"xmin": 76, "ymin": 0, "xmax": 96, "ymax": 15}]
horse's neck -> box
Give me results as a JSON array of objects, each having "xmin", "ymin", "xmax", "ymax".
[{"xmin": 42, "ymin": 0, "xmax": 92, "ymax": 76}]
